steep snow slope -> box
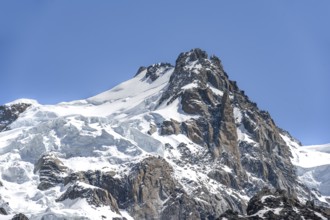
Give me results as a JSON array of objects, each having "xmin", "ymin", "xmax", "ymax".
[
  {"xmin": 282, "ymin": 135, "xmax": 330, "ymax": 198},
  {"xmin": 0, "ymin": 49, "xmax": 328, "ymax": 219},
  {"xmin": 298, "ymin": 144, "xmax": 330, "ymax": 197},
  {"xmin": 305, "ymin": 144, "xmax": 330, "ymax": 154},
  {"xmin": 0, "ymin": 62, "xmax": 210, "ymax": 219}
]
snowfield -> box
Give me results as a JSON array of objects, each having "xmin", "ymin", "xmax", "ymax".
[{"xmin": 281, "ymin": 134, "xmax": 330, "ymax": 197}]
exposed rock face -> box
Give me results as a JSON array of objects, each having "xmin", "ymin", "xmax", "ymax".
[
  {"xmin": 160, "ymin": 119, "xmax": 181, "ymax": 135},
  {"xmin": 158, "ymin": 49, "xmax": 298, "ymax": 198},
  {"xmin": 161, "ymin": 48, "xmax": 330, "ymax": 217},
  {"xmin": 34, "ymin": 153, "xmax": 67, "ymax": 190},
  {"xmin": 219, "ymin": 188, "xmax": 330, "ymax": 219},
  {"xmin": 145, "ymin": 63, "xmax": 173, "ymax": 82},
  {"xmin": 218, "ymin": 92, "xmax": 240, "ymax": 159},
  {"xmin": 56, "ymin": 182, "xmax": 120, "ymax": 213},
  {"xmin": 62, "ymin": 157, "xmax": 200, "ymax": 219},
  {"xmin": 0, "ymin": 207, "xmax": 7, "ymax": 215},
  {"xmin": 11, "ymin": 213, "xmax": 29, "ymax": 220},
  {"xmin": 0, "ymin": 103, "xmax": 31, "ymax": 131},
  {"xmin": 63, "ymin": 169, "xmax": 123, "ymax": 212},
  {"xmin": 127, "ymin": 157, "xmax": 200, "ymax": 220}
]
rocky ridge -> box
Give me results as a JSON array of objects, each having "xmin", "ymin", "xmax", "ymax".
[
  {"xmin": 0, "ymin": 102, "xmax": 32, "ymax": 131},
  {"xmin": 219, "ymin": 188, "xmax": 330, "ymax": 219},
  {"xmin": 0, "ymin": 49, "xmax": 328, "ymax": 219}
]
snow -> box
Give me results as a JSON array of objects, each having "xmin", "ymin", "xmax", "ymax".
[
  {"xmin": 0, "ymin": 64, "xmax": 217, "ymax": 218},
  {"xmin": 260, "ymin": 195, "xmax": 276, "ymax": 203},
  {"xmin": 153, "ymin": 97, "xmax": 199, "ymax": 122},
  {"xmin": 237, "ymin": 125, "xmax": 256, "ymax": 144},
  {"xmin": 314, "ymin": 211, "xmax": 328, "ymax": 220},
  {"xmin": 250, "ymin": 206, "xmax": 283, "ymax": 218},
  {"xmin": 222, "ymin": 165, "xmax": 233, "ymax": 174},
  {"xmin": 207, "ymin": 83, "xmax": 224, "ymax": 97},
  {"xmin": 4, "ymin": 98, "xmax": 39, "ymax": 106},
  {"xmin": 88, "ymin": 68, "xmax": 172, "ymax": 106},
  {"xmin": 0, "ymin": 215, "xmax": 15, "ymax": 220},
  {"xmin": 182, "ymin": 81, "xmax": 199, "ymax": 90},
  {"xmin": 304, "ymin": 143, "xmax": 330, "ymax": 153},
  {"xmin": 281, "ymin": 134, "xmax": 330, "ymax": 196},
  {"xmin": 183, "ymin": 60, "xmax": 203, "ymax": 71},
  {"xmin": 233, "ymin": 107, "xmax": 242, "ymax": 124},
  {"xmin": 281, "ymin": 134, "xmax": 330, "ymax": 168}
]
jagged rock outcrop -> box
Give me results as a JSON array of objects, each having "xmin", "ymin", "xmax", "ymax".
[
  {"xmin": 127, "ymin": 157, "xmax": 200, "ymax": 220},
  {"xmin": 56, "ymin": 182, "xmax": 120, "ymax": 213},
  {"xmin": 0, "ymin": 103, "xmax": 31, "ymax": 131},
  {"xmin": 158, "ymin": 48, "xmax": 300, "ymax": 197},
  {"xmin": 11, "ymin": 213, "xmax": 29, "ymax": 220},
  {"xmin": 145, "ymin": 63, "xmax": 173, "ymax": 82},
  {"xmin": 160, "ymin": 119, "xmax": 181, "ymax": 135},
  {"xmin": 34, "ymin": 153, "xmax": 67, "ymax": 190},
  {"xmin": 62, "ymin": 157, "xmax": 200, "ymax": 219},
  {"xmin": 219, "ymin": 188, "xmax": 330, "ymax": 219},
  {"xmin": 0, "ymin": 207, "xmax": 7, "ymax": 215}
]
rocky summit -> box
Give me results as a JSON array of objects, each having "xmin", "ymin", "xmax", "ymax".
[{"xmin": 0, "ymin": 49, "xmax": 329, "ymax": 219}]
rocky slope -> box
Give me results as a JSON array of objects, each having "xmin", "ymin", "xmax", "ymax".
[
  {"xmin": 0, "ymin": 49, "xmax": 328, "ymax": 219},
  {"xmin": 219, "ymin": 188, "xmax": 330, "ymax": 219}
]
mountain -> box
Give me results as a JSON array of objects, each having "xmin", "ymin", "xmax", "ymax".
[
  {"xmin": 289, "ymin": 142, "xmax": 330, "ymax": 198},
  {"xmin": 0, "ymin": 49, "xmax": 329, "ymax": 220}
]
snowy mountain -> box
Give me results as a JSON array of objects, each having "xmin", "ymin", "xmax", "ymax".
[{"xmin": 0, "ymin": 49, "xmax": 329, "ymax": 219}]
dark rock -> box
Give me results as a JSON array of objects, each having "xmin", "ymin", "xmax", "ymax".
[
  {"xmin": 34, "ymin": 154, "xmax": 67, "ymax": 190},
  {"xmin": 145, "ymin": 63, "xmax": 173, "ymax": 82},
  {"xmin": 0, "ymin": 103, "xmax": 31, "ymax": 131},
  {"xmin": 218, "ymin": 209, "xmax": 247, "ymax": 220},
  {"xmin": 160, "ymin": 119, "xmax": 181, "ymax": 135},
  {"xmin": 0, "ymin": 207, "xmax": 7, "ymax": 215},
  {"xmin": 177, "ymin": 143, "xmax": 191, "ymax": 159},
  {"xmin": 181, "ymin": 120, "xmax": 204, "ymax": 145},
  {"xmin": 246, "ymin": 187, "xmax": 330, "ymax": 219},
  {"xmin": 176, "ymin": 48, "xmax": 208, "ymax": 68},
  {"xmin": 64, "ymin": 169, "xmax": 128, "ymax": 209},
  {"xmin": 11, "ymin": 213, "xmax": 29, "ymax": 220},
  {"xmin": 63, "ymin": 157, "xmax": 201, "ymax": 219},
  {"xmin": 134, "ymin": 66, "xmax": 147, "ymax": 77},
  {"xmin": 147, "ymin": 123, "xmax": 157, "ymax": 135},
  {"xmin": 56, "ymin": 182, "xmax": 120, "ymax": 213},
  {"xmin": 208, "ymin": 168, "xmax": 239, "ymax": 189}
]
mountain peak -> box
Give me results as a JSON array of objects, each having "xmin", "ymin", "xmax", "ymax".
[
  {"xmin": 175, "ymin": 48, "xmax": 208, "ymax": 66},
  {"xmin": 0, "ymin": 49, "xmax": 328, "ymax": 219},
  {"xmin": 159, "ymin": 49, "xmax": 230, "ymax": 106}
]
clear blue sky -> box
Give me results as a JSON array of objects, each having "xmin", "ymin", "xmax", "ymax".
[{"xmin": 1, "ymin": 1, "xmax": 329, "ymax": 145}]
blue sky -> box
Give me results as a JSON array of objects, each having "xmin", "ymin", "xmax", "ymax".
[{"xmin": 1, "ymin": 1, "xmax": 329, "ymax": 145}]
